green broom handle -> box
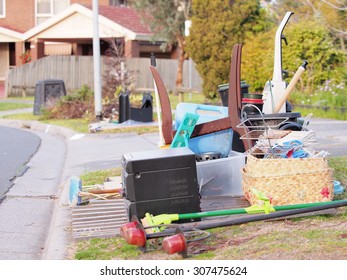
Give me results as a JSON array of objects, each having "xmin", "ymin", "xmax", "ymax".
[{"xmin": 177, "ymin": 200, "xmax": 341, "ymax": 220}]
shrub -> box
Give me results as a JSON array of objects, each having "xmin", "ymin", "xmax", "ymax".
[
  {"xmin": 43, "ymin": 85, "xmax": 94, "ymax": 120},
  {"xmin": 186, "ymin": 0, "xmax": 271, "ymax": 98}
]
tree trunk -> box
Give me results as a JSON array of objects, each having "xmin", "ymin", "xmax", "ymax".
[
  {"xmin": 175, "ymin": 34, "xmax": 186, "ymax": 88},
  {"xmin": 339, "ymin": 35, "xmax": 346, "ymax": 52},
  {"xmin": 339, "ymin": 35, "xmax": 347, "ymax": 69}
]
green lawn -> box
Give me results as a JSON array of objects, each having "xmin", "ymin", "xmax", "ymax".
[
  {"xmin": 1, "ymin": 92, "xmax": 207, "ymax": 133},
  {"xmin": 1, "ymin": 112, "xmax": 90, "ymax": 133},
  {"xmin": 0, "ymin": 102, "xmax": 33, "ymax": 111},
  {"xmin": 3, "ymin": 90, "xmax": 345, "ymax": 134}
]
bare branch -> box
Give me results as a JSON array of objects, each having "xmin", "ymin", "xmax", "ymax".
[
  {"xmin": 320, "ymin": 0, "xmax": 347, "ymax": 10},
  {"xmin": 305, "ymin": 0, "xmax": 347, "ymax": 36}
]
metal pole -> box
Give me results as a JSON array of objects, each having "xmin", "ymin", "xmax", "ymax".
[
  {"xmin": 188, "ymin": 57, "xmax": 192, "ymax": 100},
  {"xmin": 92, "ymin": 0, "xmax": 102, "ymax": 119},
  {"xmin": 185, "ymin": 20, "xmax": 192, "ymax": 100}
]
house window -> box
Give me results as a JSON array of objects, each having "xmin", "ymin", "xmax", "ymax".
[
  {"xmin": 0, "ymin": 0, "xmax": 5, "ymax": 18},
  {"xmin": 36, "ymin": 0, "xmax": 69, "ymax": 25},
  {"xmin": 109, "ymin": 0, "xmax": 127, "ymax": 7}
]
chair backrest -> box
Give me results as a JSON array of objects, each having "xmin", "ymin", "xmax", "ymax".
[
  {"xmin": 150, "ymin": 66, "xmax": 174, "ymax": 144},
  {"xmin": 149, "ymin": 44, "xmax": 252, "ymax": 151},
  {"xmin": 228, "ymin": 44, "xmax": 252, "ymax": 152}
]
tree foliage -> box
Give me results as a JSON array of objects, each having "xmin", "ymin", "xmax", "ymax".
[
  {"xmin": 185, "ymin": 0, "xmax": 270, "ymax": 98},
  {"xmin": 263, "ymin": 0, "xmax": 346, "ymax": 52},
  {"xmin": 304, "ymin": 0, "xmax": 347, "ymax": 52},
  {"xmin": 131, "ymin": 0, "xmax": 190, "ymax": 46},
  {"xmin": 130, "ymin": 0, "xmax": 191, "ymax": 87},
  {"xmin": 131, "ymin": 0, "xmax": 346, "ymax": 99},
  {"xmin": 241, "ymin": 28, "xmax": 274, "ymax": 92},
  {"xmin": 282, "ymin": 20, "xmax": 345, "ymax": 92},
  {"xmin": 242, "ymin": 18, "xmax": 346, "ymax": 93}
]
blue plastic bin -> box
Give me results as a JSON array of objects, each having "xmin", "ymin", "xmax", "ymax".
[{"xmin": 175, "ymin": 103, "xmax": 233, "ymax": 157}]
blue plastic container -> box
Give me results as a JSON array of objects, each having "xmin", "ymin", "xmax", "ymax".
[
  {"xmin": 175, "ymin": 103, "xmax": 233, "ymax": 157},
  {"xmin": 334, "ymin": 180, "xmax": 344, "ymax": 195}
]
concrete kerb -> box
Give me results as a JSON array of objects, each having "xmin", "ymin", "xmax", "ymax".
[
  {"xmin": 0, "ymin": 119, "xmax": 78, "ymax": 141},
  {"xmin": 0, "ymin": 118, "xmax": 77, "ymax": 259},
  {"xmin": 0, "ymin": 118, "xmax": 160, "ymax": 259},
  {"xmin": 42, "ymin": 174, "xmax": 72, "ymax": 260}
]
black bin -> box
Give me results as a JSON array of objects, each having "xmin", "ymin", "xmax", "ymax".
[
  {"xmin": 130, "ymin": 92, "xmax": 153, "ymax": 122},
  {"xmin": 119, "ymin": 91, "xmax": 130, "ymax": 123},
  {"xmin": 33, "ymin": 79, "xmax": 66, "ymax": 115},
  {"xmin": 218, "ymin": 81, "xmax": 249, "ymax": 107}
]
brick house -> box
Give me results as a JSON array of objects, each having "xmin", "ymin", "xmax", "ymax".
[{"xmin": 0, "ymin": 0, "xmax": 177, "ymax": 83}]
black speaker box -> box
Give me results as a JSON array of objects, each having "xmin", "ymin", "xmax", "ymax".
[
  {"xmin": 122, "ymin": 147, "xmax": 200, "ymax": 201},
  {"xmin": 121, "ymin": 147, "xmax": 201, "ymax": 219}
]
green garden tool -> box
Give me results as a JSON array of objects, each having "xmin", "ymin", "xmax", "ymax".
[{"xmin": 144, "ymin": 199, "xmax": 344, "ymax": 230}]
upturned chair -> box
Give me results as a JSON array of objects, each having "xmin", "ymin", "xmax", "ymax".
[{"xmin": 149, "ymin": 44, "xmax": 252, "ymax": 153}]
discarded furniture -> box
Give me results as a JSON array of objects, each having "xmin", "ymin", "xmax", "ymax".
[{"xmin": 150, "ymin": 44, "xmax": 252, "ymax": 153}]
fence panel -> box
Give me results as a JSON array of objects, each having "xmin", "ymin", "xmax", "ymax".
[{"xmin": 6, "ymin": 56, "xmax": 202, "ymax": 96}]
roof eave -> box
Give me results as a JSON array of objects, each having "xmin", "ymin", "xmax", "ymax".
[
  {"xmin": 0, "ymin": 27, "xmax": 24, "ymax": 41},
  {"xmin": 23, "ymin": 3, "xmax": 153, "ymax": 42},
  {"xmin": 23, "ymin": 3, "xmax": 94, "ymax": 40}
]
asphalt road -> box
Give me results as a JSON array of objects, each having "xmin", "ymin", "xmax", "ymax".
[
  {"xmin": 0, "ymin": 126, "xmax": 41, "ymax": 201},
  {"xmin": 0, "ymin": 125, "xmax": 66, "ymax": 260},
  {"xmin": 307, "ymin": 118, "xmax": 347, "ymax": 156}
]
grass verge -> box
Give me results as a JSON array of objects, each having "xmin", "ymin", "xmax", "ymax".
[
  {"xmin": 0, "ymin": 102, "xmax": 33, "ymax": 111},
  {"xmin": 71, "ymin": 207, "xmax": 347, "ymax": 260},
  {"xmin": 292, "ymin": 106, "xmax": 347, "ymax": 121},
  {"xmin": 71, "ymin": 156, "xmax": 347, "ymax": 260},
  {"xmin": 1, "ymin": 113, "xmax": 91, "ymax": 133},
  {"xmin": 1, "ymin": 91, "xmax": 207, "ymax": 134},
  {"xmin": 79, "ymin": 167, "xmax": 122, "ymax": 186}
]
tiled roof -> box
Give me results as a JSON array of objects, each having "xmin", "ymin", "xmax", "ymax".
[{"xmin": 97, "ymin": 5, "xmax": 152, "ymax": 35}]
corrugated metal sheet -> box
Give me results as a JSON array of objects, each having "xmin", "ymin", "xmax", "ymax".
[{"xmin": 71, "ymin": 199, "xmax": 128, "ymax": 240}]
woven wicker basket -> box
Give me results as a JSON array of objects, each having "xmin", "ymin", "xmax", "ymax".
[
  {"xmin": 242, "ymin": 168, "xmax": 334, "ymax": 206},
  {"xmin": 245, "ymin": 154, "xmax": 329, "ymax": 177}
]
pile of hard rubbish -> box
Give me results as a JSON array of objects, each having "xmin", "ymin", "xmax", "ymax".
[{"xmin": 68, "ymin": 12, "xmax": 346, "ymax": 257}]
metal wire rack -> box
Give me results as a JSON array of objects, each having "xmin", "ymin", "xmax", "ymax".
[{"xmin": 237, "ymin": 104, "xmax": 291, "ymax": 156}]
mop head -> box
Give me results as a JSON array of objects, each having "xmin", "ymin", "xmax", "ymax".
[{"xmin": 68, "ymin": 176, "xmax": 82, "ymax": 206}]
